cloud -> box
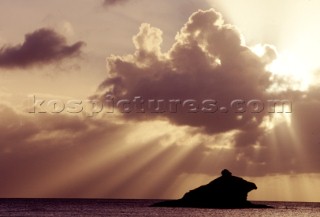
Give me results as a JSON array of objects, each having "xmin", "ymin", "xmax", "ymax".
[
  {"xmin": 103, "ymin": 0, "xmax": 130, "ymax": 7},
  {"xmin": 98, "ymin": 9, "xmax": 277, "ymax": 137},
  {"xmin": 0, "ymin": 28, "xmax": 85, "ymax": 69},
  {"xmin": 0, "ymin": 103, "xmax": 132, "ymax": 197}
]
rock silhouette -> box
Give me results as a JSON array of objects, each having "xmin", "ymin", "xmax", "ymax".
[{"xmin": 152, "ymin": 169, "xmax": 272, "ymax": 208}]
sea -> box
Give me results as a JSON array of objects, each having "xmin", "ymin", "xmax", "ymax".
[{"xmin": 0, "ymin": 199, "xmax": 319, "ymax": 217}]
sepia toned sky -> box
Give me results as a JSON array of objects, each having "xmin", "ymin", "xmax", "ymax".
[{"xmin": 1, "ymin": 0, "xmax": 320, "ymax": 202}]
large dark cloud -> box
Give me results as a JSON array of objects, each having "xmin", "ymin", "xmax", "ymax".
[
  {"xmin": 0, "ymin": 28, "xmax": 84, "ymax": 69},
  {"xmin": 98, "ymin": 9, "xmax": 278, "ymax": 136}
]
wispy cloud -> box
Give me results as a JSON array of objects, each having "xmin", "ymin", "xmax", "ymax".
[{"xmin": 103, "ymin": 0, "xmax": 130, "ymax": 7}]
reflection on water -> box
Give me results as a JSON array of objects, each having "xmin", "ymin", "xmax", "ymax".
[{"xmin": 0, "ymin": 199, "xmax": 319, "ymax": 217}]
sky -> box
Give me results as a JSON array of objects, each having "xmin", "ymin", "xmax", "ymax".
[{"xmin": 0, "ymin": 0, "xmax": 320, "ymax": 202}]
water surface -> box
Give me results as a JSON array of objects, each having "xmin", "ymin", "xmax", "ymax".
[{"xmin": 0, "ymin": 199, "xmax": 319, "ymax": 217}]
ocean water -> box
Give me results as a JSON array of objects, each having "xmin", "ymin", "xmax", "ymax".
[{"xmin": 0, "ymin": 199, "xmax": 319, "ymax": 217}]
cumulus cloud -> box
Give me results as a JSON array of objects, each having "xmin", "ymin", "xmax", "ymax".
[
  {"xmin": 0, "ymin": 28, "xmax": 84, "ymax": 69},
  {"xmin": 98, "ymin": 9, "xmax": 277, "ymax": 137}
]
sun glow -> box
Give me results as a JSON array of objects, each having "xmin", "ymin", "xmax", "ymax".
[
  {"xmin": 208, "ymin": 0, "xmax": 320, "ymax": 92},
  {"xmin": 267, "ymin": 51, "xmax": 313, "ymax": 91},
  {"xmin": 250, "ymin": 44, "xmax": 313, "ymax": 91}
]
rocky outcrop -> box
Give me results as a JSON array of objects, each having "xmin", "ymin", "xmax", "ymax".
[{"xmin": 152, "ymin": 169, "xmax": 272, "ymax": 208}]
